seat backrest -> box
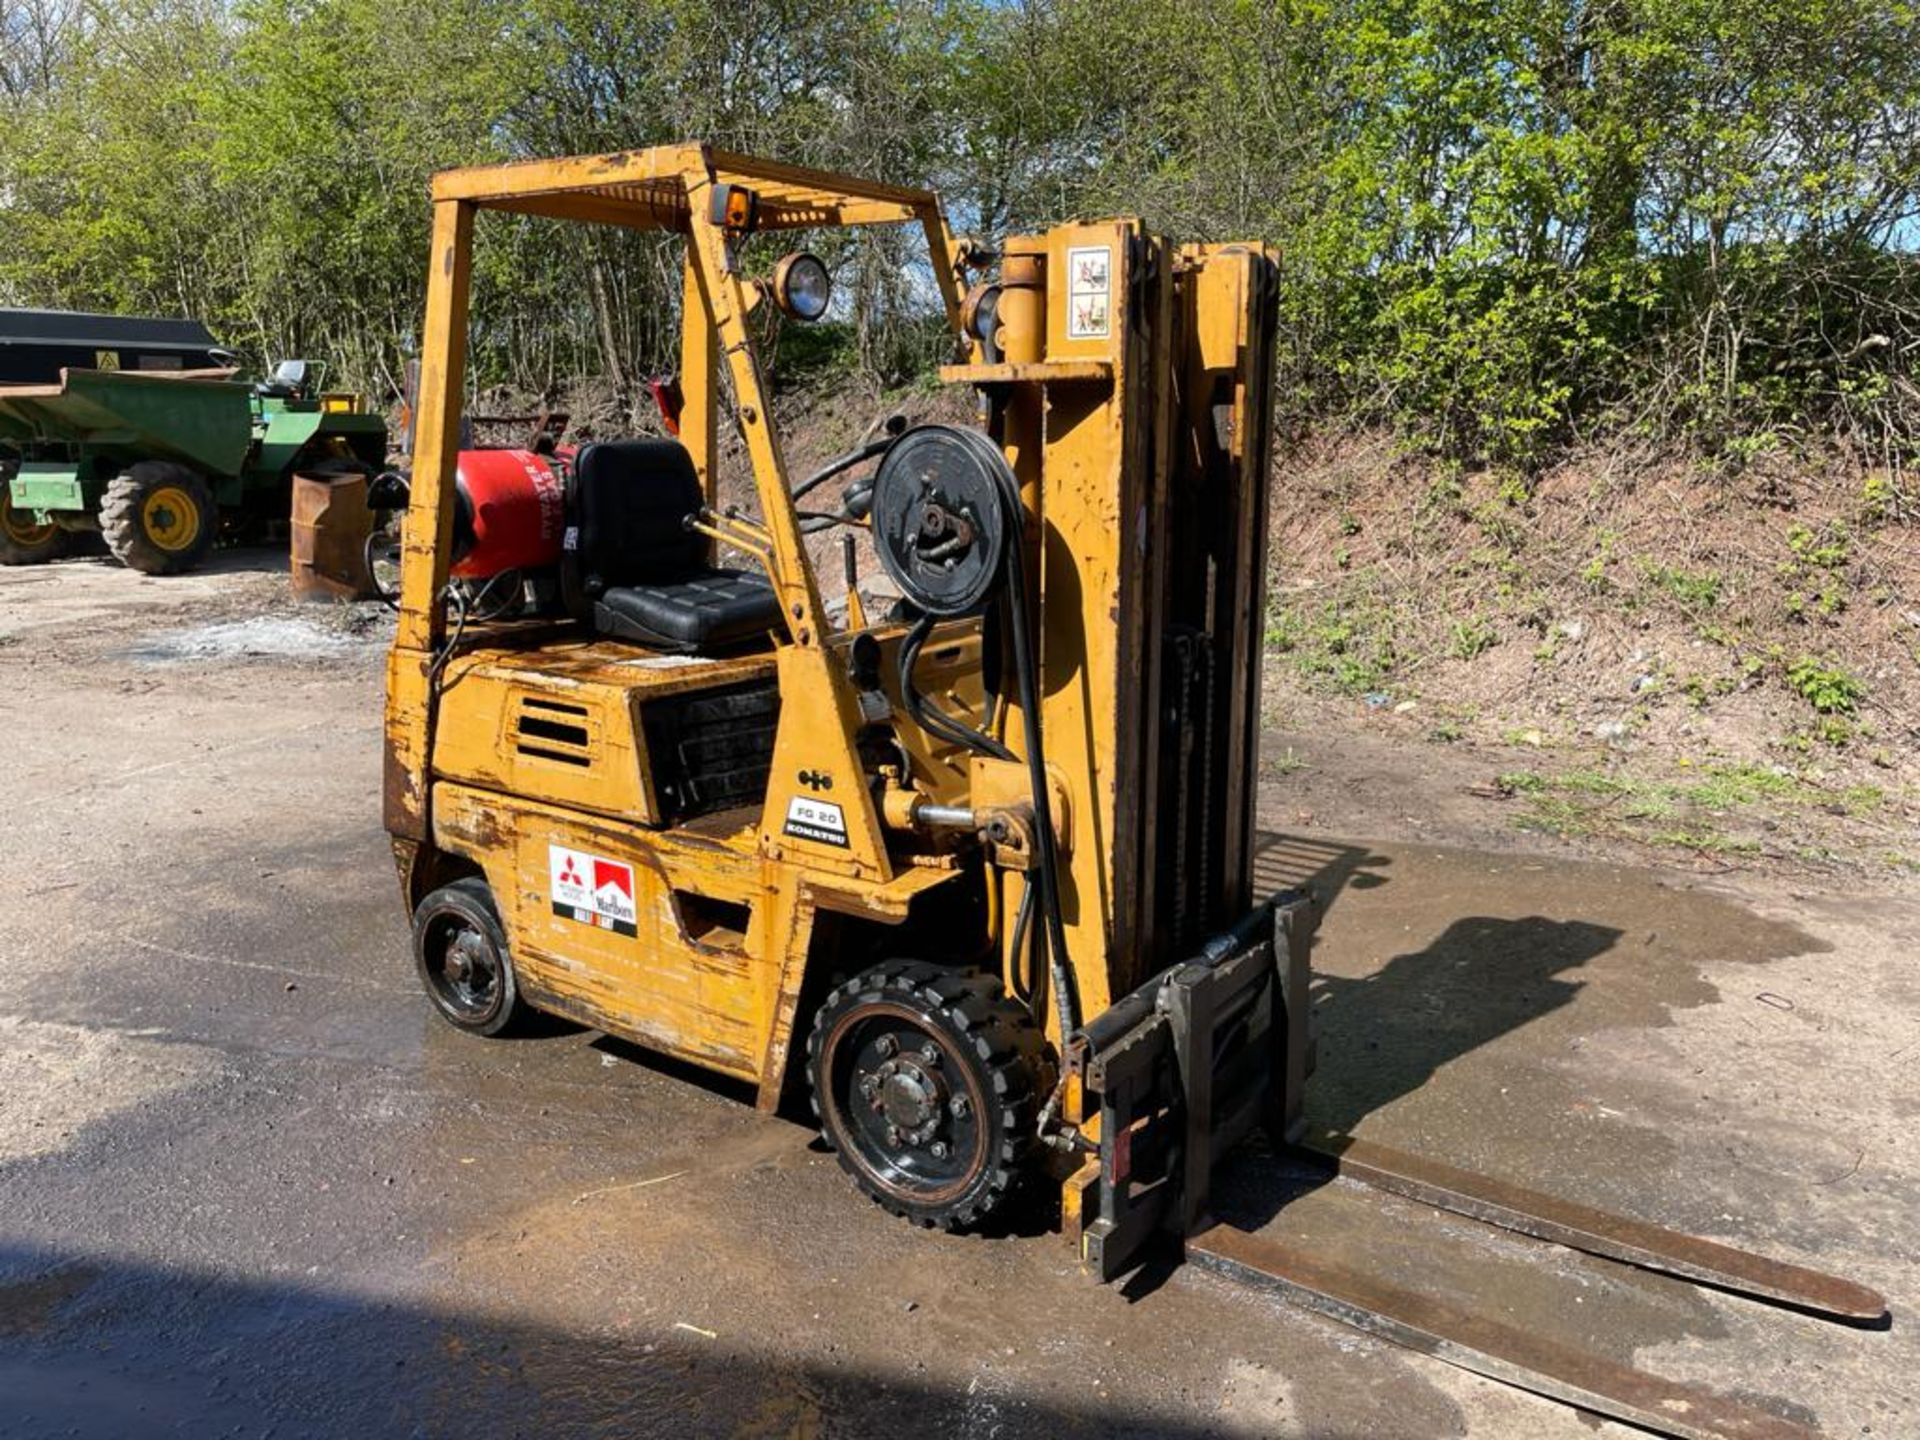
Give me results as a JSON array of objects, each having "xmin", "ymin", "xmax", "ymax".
[{"xmin": 569, "ymin": 439, "xmax": 706, "ymax": 593}]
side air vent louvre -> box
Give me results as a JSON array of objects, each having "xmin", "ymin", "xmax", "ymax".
[
  {"xmin": 514, "ymin": 695, "xmax": 594, "ymax": 767},
  {"xmin": 519, "ymin": 715, "xmax": 590, "ymax": 746}
]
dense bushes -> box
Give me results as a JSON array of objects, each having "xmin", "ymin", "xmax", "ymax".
[{"xmin": 2, "ymin": 0, "xmax": 1916, "ymax": 465}]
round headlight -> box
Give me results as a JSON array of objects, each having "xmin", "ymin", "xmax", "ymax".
[{"xmin": 771, "ymin": 252, "xmax": 832, "ymax": 322}]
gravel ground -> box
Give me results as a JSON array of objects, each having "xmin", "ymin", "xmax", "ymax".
[{"xmin": 0, "ymin": 549, "xmax": 1912, "ymax": 1439}]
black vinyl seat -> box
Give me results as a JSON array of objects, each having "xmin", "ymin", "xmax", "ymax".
[
  {"xmin": 565, "ymin": 439, "xmax": 781, "ymax": 653},
  {"xmin": 596, "ymin": 571, "xmax": 782, "ymax": 649}
]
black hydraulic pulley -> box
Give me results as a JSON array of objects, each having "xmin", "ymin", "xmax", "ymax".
[{"xmin": 868, "ymin": 425, "xmax": 1015, "ymax": 617}]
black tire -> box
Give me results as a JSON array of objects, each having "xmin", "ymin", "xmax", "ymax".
[
  {"xmin": 99, "ymin": 462, "xmax": 217, "ymax": 575},
  {"xmin": 807, "ymin": 961, "xmax": 1046, "ymax": 1231},
  {"xmin": 0, "ymin": 483, "xmax": 67, "ymax": 566},
  {"xmin": 411, "ymin": 877, "xmax": 528, "ymax": 1037}
]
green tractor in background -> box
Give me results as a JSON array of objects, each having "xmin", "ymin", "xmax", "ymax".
[{"xmin": 0, "ymin": 360, "xmax": 387, "ymax": 575}]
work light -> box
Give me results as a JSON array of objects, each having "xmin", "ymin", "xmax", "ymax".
[{"xmin": 771, "ymin": 252, "xmax": 832, "ymax": 322}]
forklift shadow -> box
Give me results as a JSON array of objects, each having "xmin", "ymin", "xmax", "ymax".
[
  {"xmin": 587, "ymin": 1032, "xmax": 763, "ymax": 1108},
  {"xmin": 1121, "ymin": 913, "xmax": 1628, "ymax": 1305},
  {"xmin": 1249, "ymin": 832, "xmax": 1623, "ymax": 1141},
  {"xmin": 581, "ymin": 1033, "xmax": 1066, "ymax": 1239},
  {"xmin": 1306, "ymin": 912, "xmax": 1624, "ymax": 1137},
  {"xmin": 1199, "ymin": 911, "xmax": 1626, "ymax": 1245},
  {"xmin": 1251, "ymin": 830, "xmax": 1390, "ymax": 923}
]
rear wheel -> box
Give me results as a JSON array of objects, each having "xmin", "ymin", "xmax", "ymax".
[
  {"xmin": 412, "ymin": 877, "xmax": 528, "ymax": 1037},
  {"xmin": 807, "ymin": 961, "xmax": 1045, "ymax": 1230},
  {"xmin": 99, "ymin": 462, "xmax": 216, "ymax": 575},
  {"xmin": 0, "ymin": 485, "xmax": 66, "ymax": 565}
]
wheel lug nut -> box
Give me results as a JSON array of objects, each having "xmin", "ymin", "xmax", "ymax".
[
  {"xmin": 885, "ymin": 1126, "xmax": 902, "ymax": 1147},
  {"xmin": 859, "ymin": 1075, "xmax": 878, "ymax": 1096},
  {"xmin": 929, "ymin": 1141, "xmax": 948, "ymax": 1160},
  {"xmin": 949, "ymin": 1096, "xmax": 969, "ymax": 1119},
  {"xmin": 874, "ymin": 1035, "xmax": 897, "ymax": 1058},
  {"xmin": 920, "ymin": 1043, "xmax": 940, "ymax": 1065}
]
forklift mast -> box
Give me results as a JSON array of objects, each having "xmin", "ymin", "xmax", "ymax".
[
  {"xmin": 963, "ymin": 227, "xmax": 1280, "ymax": 1013},
  {"xmin": 939, "ymin": 227, "xmax": 1312, "ymax": 1272}
]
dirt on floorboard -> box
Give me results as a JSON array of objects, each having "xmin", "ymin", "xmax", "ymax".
[{"xmin": 0, "ymin": 551, "xmax": 1912, "ymax": 1439}]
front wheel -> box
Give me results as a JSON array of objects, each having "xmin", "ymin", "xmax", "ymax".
[
  {"xmin": 99, "ymin": 462, "xmax": 217, "ymax": 575},
  {"xmin": 807, "ymin": 962, "xmax": 1045, "ymax": 1231},
  {"xmin": 411, "ymin": 877, "xmax": 528, "ymax": 1037},
  {"xmin": 0, "ymin": 485, "xmax": 66, "ymax": 565}
]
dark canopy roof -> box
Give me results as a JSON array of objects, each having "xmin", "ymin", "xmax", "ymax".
[{"xmin": 0, "ymin": 308, "xmax": 219, "ymax": 351}]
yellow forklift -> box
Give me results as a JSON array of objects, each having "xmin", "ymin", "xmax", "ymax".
[{"xmin": 384, "ymin": 145, "xmax": 1883, "ymax": 1440}]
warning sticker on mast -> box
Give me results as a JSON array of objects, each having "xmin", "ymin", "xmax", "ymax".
[{"xmin": 548, "ymin": 843, "xmax": 638, "ymax": 936}]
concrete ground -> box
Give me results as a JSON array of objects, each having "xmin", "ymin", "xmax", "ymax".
[{"xmin": 0, "ymin": 551, "xmax": 1913, "ymax": 1439}]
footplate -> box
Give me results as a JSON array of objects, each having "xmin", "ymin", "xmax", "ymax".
[{"xmin": 1063, "ymin": 889, "xmax": 1317, "ymax": 1281}]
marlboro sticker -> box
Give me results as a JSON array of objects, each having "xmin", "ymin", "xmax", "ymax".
[
  {"xmin": 549, "ymin": 843, "xmax": 638, "ymax": 937},
  {"xmin": 1067, "ymin": 245, "xmax": 1112, "ymax": 338}
]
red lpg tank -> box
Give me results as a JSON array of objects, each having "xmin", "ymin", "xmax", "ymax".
[{"xmin": 450, "ymin": 448, "xmax": 568, "ymax": 578}]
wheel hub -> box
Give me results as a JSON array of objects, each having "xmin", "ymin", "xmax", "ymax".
[
  {"xmin": 2, "ymin": 497, "xmax": 56, "ymax": 546},
  {"xmin": 142, "ymin": 486, "xmax": 201, "ymax": 551},
  {"xmin": 817, "ymin": 985, "xmax": 1010, "ymax": 1218},
  {"xmin": 873, "ymin": 1056, "xmax": 947, "ymax": 1143},
  {"xmin": 440, "ymin": 929, "xmax": 497, "ymax": 1010}
]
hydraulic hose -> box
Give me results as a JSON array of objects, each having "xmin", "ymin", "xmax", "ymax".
[
  {"xmin": 895, "ymin": 601, "xmax": 1048, "ymax": 1023},
  {"xmin": 897, "ymin": 613, "xmax": 1015, "ymax": 762},
  {"xmin": 1006, "ymin": 869, "xmax": 1037, "ymax": 1003},
  {"xmin": 791, "ymin": 435, "xmax": 893, "ymax": 504},
  {"xmin": 993, "ymin": 471, "xmax": 1078, "ymax": 1049}
]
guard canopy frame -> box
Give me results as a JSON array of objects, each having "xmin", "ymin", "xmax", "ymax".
[
  {"xmin": 432, "ymin": 143, "xmax": 956, "ymax": 237},
  {"xmin": 390, "ymin": 143, "xmax": 966, "ymax": 739}
]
